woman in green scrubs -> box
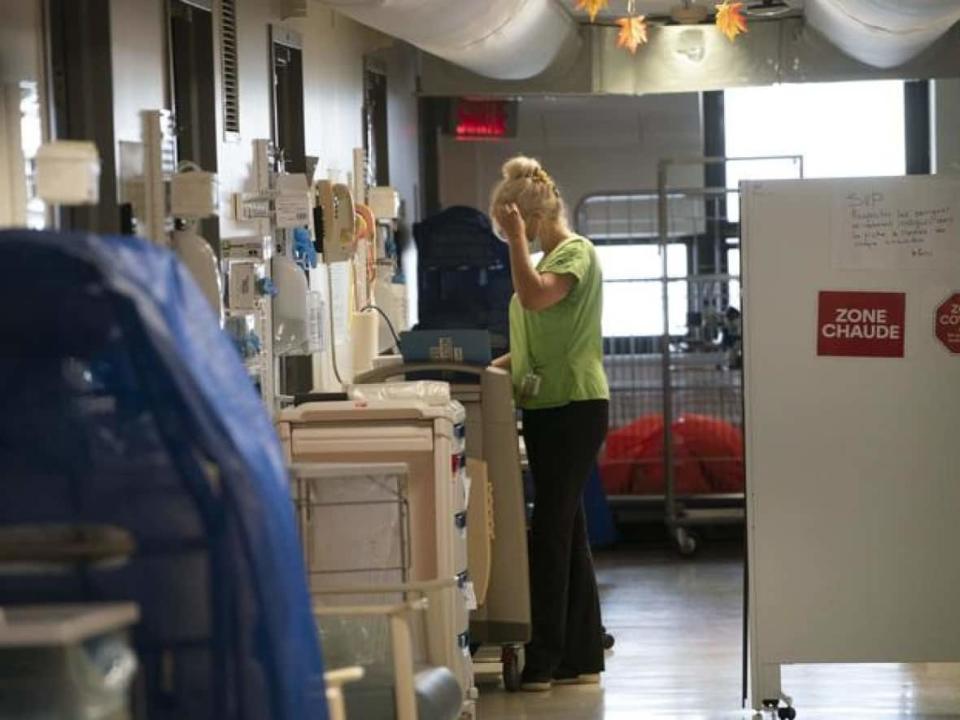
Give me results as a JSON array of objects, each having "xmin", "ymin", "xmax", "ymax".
[{"xmin": 490, "ymin": 156, "xmax": 610, "ymax": 691}]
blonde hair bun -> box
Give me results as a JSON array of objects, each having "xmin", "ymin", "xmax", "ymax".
[
  {"xmin": 490, "ymin": 155, "xmax": 566, "ymax": 224},
  {"xmin": 502, "ymin": 156, "xmax": 543, "ymax": 182}
]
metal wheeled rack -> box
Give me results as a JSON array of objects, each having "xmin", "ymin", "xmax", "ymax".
[
  {"xmin": 576, "ymin": 155, "xmax": 802, "ymax": 556},
  {"xmin": 657, "ymin": 156, "xmax": 803, "ymax": 555}
]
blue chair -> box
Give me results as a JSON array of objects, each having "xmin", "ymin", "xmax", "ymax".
[{"xmin": 0, "ymin": 230, "xmax": 327, "ymax": 720}]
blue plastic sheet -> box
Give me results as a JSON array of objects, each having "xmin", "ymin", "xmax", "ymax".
[{"xmin": 0, "ymin": 230, "xmax": 327, "ymax": 720}]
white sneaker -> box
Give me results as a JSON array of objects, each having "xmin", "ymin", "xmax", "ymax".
[
  {"xmin": 553, "ymin": 673, "xmax": 601, "ymax": 686},
  {"xmin": 520, "ymin": 679, "xmax": 553, "ymax": 692}
]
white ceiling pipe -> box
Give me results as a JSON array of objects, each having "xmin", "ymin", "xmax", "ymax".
[
  {"xmin": 804, "ymin": 0, "xmax": 960, "ymax": 68},
  {"xmin": 321, "ymin": 0, "xmax": 581, "ymax": 80}
]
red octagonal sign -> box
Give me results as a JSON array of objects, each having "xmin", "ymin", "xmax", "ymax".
[{"xmin": 936, "ymin": 293, "xmax": 960, "ymax": 354}]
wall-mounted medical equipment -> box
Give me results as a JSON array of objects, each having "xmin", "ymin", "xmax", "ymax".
[
  {"xmin": 223, "ymin": 139, "xmax": 279, "ymax": 410},
  {"xmin": 141, "ymin": 110, "xmax": 177, "ymax": 245},
  {"xmin": 170, "ymin": 162, "xmax": 222, "ymax": 322},
  {"xmin": 173, "ymin": 227, "xmax": 223, "ymax": 320},
  {"xmin": 170, "ymin": 165, "xmax": 219, "ymax": 219},
  {"xmin": 272, "ymin": 253, "xmax": 310, "ymax": 356},
  {"xmin": 35, "ymin": 141, "xmax": 101, "ymax": 205},
  {"xmin": 315, "ymin": 179, "xmax": 357, "ymax": 262},
  {"xmin": 275, "ymin": 172, "xmax": 312, "ymax": 230},
  {"xmin": 355, "ymin": 203, "xmax": 375, "ymax": 243},
  {"xmin": 228, "ymin": 138, "xmax": 331, "ymax": 409},
  {"xmin": 368, "ymin": 186, "xmax": 400, "ymax": 221}
]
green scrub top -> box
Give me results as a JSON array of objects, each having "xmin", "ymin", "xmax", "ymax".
[{"xmin": 509, "ymin": 236, "xmax": 610, "ymax": 410}]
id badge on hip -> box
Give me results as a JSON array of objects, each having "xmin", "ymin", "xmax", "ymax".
[{"xmin": 520, "ymin": 372, "xmax": 542, "ymax": 402}]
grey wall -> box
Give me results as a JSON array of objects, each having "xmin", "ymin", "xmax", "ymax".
[
  {"xmin": 0, "ymin": 0, "xmax": 42, "ymax": 84},
  {"xmin": 437, "ymin": 93, "xmax": 704, "ymax": 224}
]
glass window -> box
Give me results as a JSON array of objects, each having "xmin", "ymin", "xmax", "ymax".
[
  {"xmin": 725, "ymin": 80, "xmax": 906, "ymax": 222},
  {"xmin": 595, "ymin": 244, "xmax": 688, "ymax": 337},
  {"xmin": 726, "ymin": 246, "xmax": 741, "ymax": 311}
]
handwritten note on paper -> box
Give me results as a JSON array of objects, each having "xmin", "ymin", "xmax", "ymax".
[{"xmin": 833, "ymin": 181, "xmax": 960, "ymax": 270}]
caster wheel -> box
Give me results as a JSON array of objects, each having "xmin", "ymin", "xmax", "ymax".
[
  {"xmin": 777, "ymin": 708, "xmax": 796, "ymax": 720},
  {"xmin": 602, "ymin": 631, "xmax": 615, "ymax": 650},
  {"xmin": 502, "ymin": 646, "xmax": 521, "ymax": 692}
]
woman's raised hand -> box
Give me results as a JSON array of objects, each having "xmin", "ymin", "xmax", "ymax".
[{"xmin": 495, "ymin": 203, "xmax": 527, "ymax": 246}]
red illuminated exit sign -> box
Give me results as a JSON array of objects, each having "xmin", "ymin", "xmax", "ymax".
[
  {"xmin": 449, "ymin": 99, "xmax": 518, "ymax": 140},
  {"xmin": 817, "ymin": 291, "xmax": 906, "ymax": 358}
]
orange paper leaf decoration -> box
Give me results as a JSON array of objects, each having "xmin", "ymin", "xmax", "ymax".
[
  {"xmin": 576, "ymin": 0, "xmax": 610, "ymax": 22},
  {"xmin": 715, "ymin": 1, "xmax": 748, "ymax": 41},
  {"xmin": 616, "ymin": 15, "xmax": 648, "ymax": 55}
]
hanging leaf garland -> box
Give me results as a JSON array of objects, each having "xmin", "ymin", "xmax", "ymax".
[
  {"xmin": 576, "ymin": 0, "xmax": 610, "ymax": 22},
  {"xmin": 616, "ymin": 15, "xmax": 649, "ymax": 54},
  {"xmin": 715, "ymin": 1, "xmax": 748, "ymax": 41}
]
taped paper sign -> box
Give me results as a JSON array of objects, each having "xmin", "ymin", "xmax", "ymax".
[{"xmin": 833, "ymin": 181, "xmax": 959, "ymax": 270}]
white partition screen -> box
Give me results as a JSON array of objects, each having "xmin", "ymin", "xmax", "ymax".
[{"xmin": 741, "ymin": 176, "xmax": 960, "ymax": 710}]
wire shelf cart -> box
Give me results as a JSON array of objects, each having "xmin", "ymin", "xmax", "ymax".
[{"xmin": 576, "ymin": 155, "xmax": 802, "ymax": 555}]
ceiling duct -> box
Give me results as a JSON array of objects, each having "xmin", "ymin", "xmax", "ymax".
[
  {"xmin": 804, "ymin": 0, "xmax": 960, "ymax": 68},
  {"xmin": 321, "ymin": 0, "xmax": 581, "ymax": 80},
  {"xmin": 418, "ymin": 18, "xmax": 960, "ymax": 97}
]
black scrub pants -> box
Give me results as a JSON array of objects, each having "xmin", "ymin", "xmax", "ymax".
[{"xmin": 522, "ymin": 399, "xmax": 609, "ymax": 678}]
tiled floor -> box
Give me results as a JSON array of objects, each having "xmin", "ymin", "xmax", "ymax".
[{"xmin": 476, "ymin": 544, "xmax": 960, "ymax": 719}]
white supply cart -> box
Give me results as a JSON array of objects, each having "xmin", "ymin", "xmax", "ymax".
[
  {"xmin": 354, "ymin": 363, "xmax": 532, "ymax": 692},
  {"xmin": 289, "ymin": 462, "xmax": 462, "ymax": 720},
  {"xmin": 277, "ymin": 400, "xmax": 475, "ymax": 718}
]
